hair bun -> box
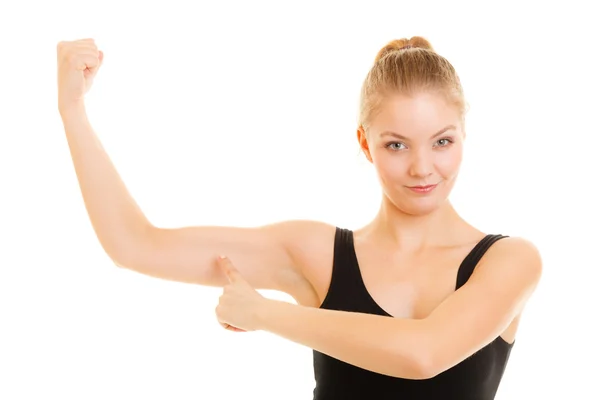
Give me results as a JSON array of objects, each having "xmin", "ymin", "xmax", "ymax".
[{"xmin": 374, "ymin": 36, "xmax": 434, "ymax": 63}]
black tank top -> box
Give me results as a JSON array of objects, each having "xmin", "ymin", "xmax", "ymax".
[{"xmin": 312, "ymin": 227, "xmax": 514, "ymax": 400}]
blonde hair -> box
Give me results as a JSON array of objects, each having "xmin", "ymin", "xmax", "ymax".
[{"xmin": 359, "ymin": 37, "xmax": 466, "ymax": 132}]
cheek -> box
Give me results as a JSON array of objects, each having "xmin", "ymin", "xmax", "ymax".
[
  {"xmin": 437, "ymin": 148, "xmax": 463, "ymax": 177},
  {"xmin": 373, "ymin": 151, "xmax": 406, "ymax": 183}
]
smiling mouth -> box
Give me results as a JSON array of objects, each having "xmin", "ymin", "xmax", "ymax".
[
  {"xmin": 406, "ymin": 182, "xmax": 440, "ymax": 193},
  {"xmin": 410, "ymin": 185, "xmax": 435, "ymax": 189}
]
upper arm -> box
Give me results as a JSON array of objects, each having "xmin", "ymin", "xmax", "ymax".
[
  {"xmin": 419, "ymin": 236, "xmax": 543, "ymax": 377},
  {"xmin": 112, "ymin": 219, "xmax": 332, "ymax": 295}
]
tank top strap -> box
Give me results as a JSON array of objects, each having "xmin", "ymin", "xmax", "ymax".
[
  {"xmin": 332, "ymin": 227, "xmax": 365, "ymax": 289},
  {"xmin": 319, "ymin": 227, "xmax": 368, "ymax": 310},
  {"xmin": 455, "ymin": 234, "xmax": 509, "ymax": 290}
]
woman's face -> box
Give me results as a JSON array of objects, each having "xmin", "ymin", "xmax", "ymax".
[{"xmin": 358, "ymin": 91, "xmax": 465, "ymax": 216}]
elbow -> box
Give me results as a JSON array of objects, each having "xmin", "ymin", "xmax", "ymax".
[
  {"xmin": 107, "ymin": 225, "xmax": 156, "ymax": 269},
  {"xmin": 103, "ymin": 242, "xmax": 137, "ymax": 270},
  {"xmin": 410, "ymin": 351, "xmax": 441, "ymax": 380},
  {"xmin": 392, "ymin": 349, "xmax": 440, "ymax": 380},
  {"xmin": 109, "ymin": 242, "xmax": 150, "ymax": 271},
  {"xmin": 411, "ymin": 338, "xmax": 456, "ymax": 380},
  {"xmin": 106, "ymin": 237, "xmax": 151, "ymax": 271},
  {"xmin": 110, "ymin": 253, "xmax": 131, "ymax": 269},
  {"xmin": 95, "ymin": 241, "xmax": 130, "ymax": 269},
  {"xmin": 397, "ymin": 330, "xmax": 442, "ymax": 380}
]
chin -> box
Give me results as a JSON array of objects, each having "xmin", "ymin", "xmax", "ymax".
[
  {"xmin": 386, "ymin": 188, "xmax": 450, "ymax": 217},
  {"xmin": 401, "ymin": 200, "xmax": 444, "ymax": 216}
]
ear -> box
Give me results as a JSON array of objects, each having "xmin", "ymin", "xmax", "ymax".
[{"xmin": 357, "ymin": 126, "xmax": 373, "ymax": 163}]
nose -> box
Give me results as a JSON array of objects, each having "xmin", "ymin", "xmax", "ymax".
[{"xmin": 408, "ymin": 149, "xmax": 434, "ymax": 179}]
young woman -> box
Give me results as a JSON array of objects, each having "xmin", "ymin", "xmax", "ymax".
[{"xmin": 56, "ymin": 36, "xmax": 542, "ymax": 399}]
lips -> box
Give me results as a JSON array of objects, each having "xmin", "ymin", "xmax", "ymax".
[
  {"xmin": 406, "ymin": 183, "xmax": 439, "ymax": 193},
  {"xmin": 410, "ymin": 185, "xmax": 436, "ymax": 189}
]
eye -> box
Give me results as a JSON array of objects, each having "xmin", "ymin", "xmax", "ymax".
[
  {"xmin": 386, "ymin": 142, "xmax": 407, "ymax": 151},
  {"xmin": 435, "ymin": 138, "xmax": 454, "ymax": 147}
]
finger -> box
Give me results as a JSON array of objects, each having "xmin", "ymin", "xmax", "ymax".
[
  {"xmin": 217, "ymin": 256, "xmax": 242, "ymax": 282},
  {"xmin": 221, "ymin": 322, "xmax": 246, "ymax": 332},
  {"xmin": 215, "ymin": 304, "xmax": 246, "ymax": 332},
  {"xmin": 70, "ymin": 54, "xmax": 101, "ymax": 72}
]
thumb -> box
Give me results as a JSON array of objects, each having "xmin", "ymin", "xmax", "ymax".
[
  {"xmin": 98, "ymin": 50, "xmax": 104, "ymax": 66},
  {"xmin": 218, "ymin": 256, "xmax": 242, "ymax": 282}
]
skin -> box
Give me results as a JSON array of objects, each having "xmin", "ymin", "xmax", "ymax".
[
  {"xmin": 214, "ymin": 92, "xmax": 542, "ymax": 379},
  {"xmin": 57, "ymin": 38, "xmax": 542, "ymax": 381}
]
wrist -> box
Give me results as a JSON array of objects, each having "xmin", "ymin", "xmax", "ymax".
[
  {"xmin": 58, "ymin": 99, "xmax": 86, "ymax": 120},
  {"xmin": 255, "ymin": 298, "xmax": 284, "ymax": 331}
]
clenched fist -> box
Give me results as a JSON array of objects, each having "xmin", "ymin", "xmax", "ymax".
[{"xmin": 56, "ymin": 38, "xmax": 103, "ymax": 110}]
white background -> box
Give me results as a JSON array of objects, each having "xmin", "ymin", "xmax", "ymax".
[{"xmin": 1, "ymin": 1, "xmax": 599, "ymax": 399}]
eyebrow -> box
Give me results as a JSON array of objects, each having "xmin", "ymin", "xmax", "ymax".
[{"xmin": 379, "ymin": 124, "xmax": 457, "ymax": 141}]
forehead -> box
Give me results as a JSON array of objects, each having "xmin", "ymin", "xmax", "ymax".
[{"xmin": 370, "ymin": 92, "xmax": 461, "ymax": 137}]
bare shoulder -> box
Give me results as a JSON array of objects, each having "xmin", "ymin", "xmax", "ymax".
[
  {"xmin": 483, "ymin": 236, "xmax": 543, "ymax": 270},
  {"xmin": 279, "ymin": 219, "xmax": 338, "ymax": 251},
  {"xmin": 475, "ymin": 235, "xmax": 543, "ymax": 292}
]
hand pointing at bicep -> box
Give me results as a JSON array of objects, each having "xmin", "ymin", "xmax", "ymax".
[{"xmin": 215, "ymin": 256, "xmax": 269, "ymax": 333}]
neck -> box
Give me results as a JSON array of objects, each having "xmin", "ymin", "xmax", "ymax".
[{"xmin": 366, "ymin": 197, "xmax": 467, "ymax": 251}]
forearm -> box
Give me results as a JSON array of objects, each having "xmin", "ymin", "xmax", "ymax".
[
  {"xmin": 257, "ymin": 300, "xmax": 429, "ymax": 379},
  {"xmin": 60, "ymin": 102, "xmax": 151, "ymax": 260}
]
